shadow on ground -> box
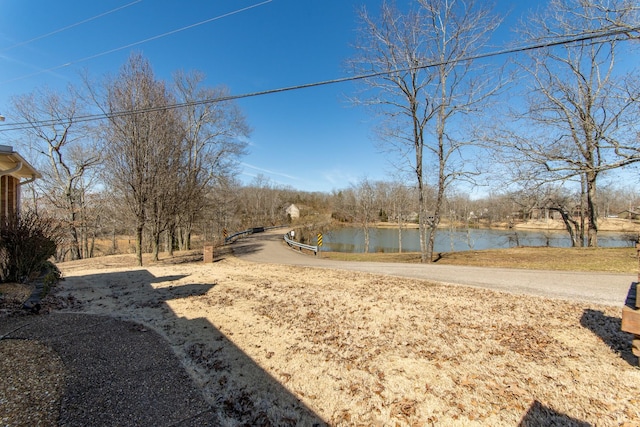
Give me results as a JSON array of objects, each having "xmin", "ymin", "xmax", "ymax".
[
  {"xmin": 43, "ymin": 267, "xmax": 326, "ymax": 426},
  {"xmin": 228, "ymin": 240, "xmax": 266, "ymax": 257},
  {"xmin": 580, "ymin": 308, "xmax": 638, "ymax": 367},
  {"xmin": 518, "ymin": 401, "xmax": 590, "ymax": 427}
]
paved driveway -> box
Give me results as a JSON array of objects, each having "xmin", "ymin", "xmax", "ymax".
[{"xmin": 231, "ymin": 229, "xmax": 635, "ymax": 307}]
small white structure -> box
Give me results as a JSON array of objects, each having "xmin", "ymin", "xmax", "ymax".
[{"xmin": 286, "ymin": 204, "xmax": 300, "ymax": 220}]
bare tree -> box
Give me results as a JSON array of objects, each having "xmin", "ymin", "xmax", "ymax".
[
  {"xmin": 239, "ymin": 176, "xmax": 290, "ymax": 228},
  {"xmin": 502, "ymin": 0, "xmax": 640, "ymax": 247},
  {"xmin": 10, "ymin": 86, "xmax": 101, "ymax": 260},
  {"xmin": 146, "ymin": 111, "xmax": 183, "ymax": 261},
  {"xmin": 387, "ymin": 181, "xmax": 414, "ymax": 253},
  {"xmin": 544, "ymin": 189, "xmax": 583, "ymax": 247},
  {"xmin": 204, "ymin": 176, "xmax": 243, "ymax": 244},
  {"xmin": 172, "ymin": 70, "xmax": 249, "ymax": 250},
  {"xmin": 351, "ymin": 0, "xmax": 502, "ymax": 262},
  {"xmin": 330, "ymin": 189, "xmax": 355, "ymax": 223},
  {"xmin": 98, "ymin": 53, "xmax": 178, "ymax": 266},
  {"xmin": 352, "ymin": 178, "xmax": 377, "ymax": 253},
  {"xmin": 598, "ymin": 183, "xmax": 640, "ymax": 217}
]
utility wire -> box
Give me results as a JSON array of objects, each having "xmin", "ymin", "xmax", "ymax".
[
  {"xmin": 1, "ymin": 0, "xmax": 143, "ymax": 52},
  {"xmin": 0, "ymin": 0, "xmax": 273, "ymax": 85},
  {"xmin": 0, "ymin": 25, "xmax": 637, "ymax": 133}
]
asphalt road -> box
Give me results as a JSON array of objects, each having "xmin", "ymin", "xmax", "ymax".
[{"xmin": 231, "ymin": 229, "xmax": 636, "ymax": 307}]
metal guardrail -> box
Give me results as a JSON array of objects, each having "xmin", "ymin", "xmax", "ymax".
[
  {"xmin": 284, "ymin": 232, "xmax": 318, "ymax": 255},
  {"xmin": 222, "ymin": 225, "xmax": 318, "ymax": 255},
  {"xmin": 224, "ymin": 225, "xmax": 285, "ymax": 244},
  {"xmin": 224, "ymin": 229, "xmax": 253, "ymax": 244}
]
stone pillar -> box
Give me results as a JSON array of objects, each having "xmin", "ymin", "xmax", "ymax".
[{"xmin": 203, "ymin": 244, "xmax": 214, "ymax": 263}]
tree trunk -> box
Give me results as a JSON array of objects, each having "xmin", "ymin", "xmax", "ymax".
[
  {"xmin": 152, "ymin": 232, "xmax": 160, "ymax": 261},
  {"xmin": 82, "ymin": 228, "xmax": 89, "ymax": 259},
  {"xmin": 176, "ymin": 227, "xmax": 184, "ymax": 251},
  {"xmin": 135, "ymin": 224, "xmax": 144, "ymax": 266},
  {"xmin": 69, "ymin": 234, "xmax": 81, "ymax": 260},
  {"xmin": 427, "ymin": 184, "xmax": 445, "ymax": 262},
  {"xmin": 111, "ymin": 228, "xmax": 118, "ymax": 253},
  {"xmin": 550, "ymin": 207, "xmax": 579, "ymax": 247},
  {"xmin": 184, "ymin": 226, "xmax": 192, "ymax": 250},
  {"xmin": 167, "ymin": 225, "xmax": 176, "ymax": 257},
  {"xmin": 426, "ymin": 74, "xmax": 447, "ymax": 263},
  {"xmin": 586, "ymin": 171, "xmax": 598, "ymax": 247},
  {"xmin": 426, "ymin": 224, "xmax": 436, "ymax": 261},
  {"xmin": 89, "ymin": 235, "xmax": 95, "ymax": 258},
  {"xmin": 416, "ymin": 122, "xmax": 428, "ymax": 263},
  {"xmin": 363, "ymin": 225, "xmax": 370, "ymax": 253},
  {"xmin": 418, "ymin": 186, "xmax": 428, "ymax": 263},
  {"xmin": 578, "ymin": 174, "xmax": 587, "ymax": 247},
  {"xmin": 397, "ymin": 212, "xmax": 403, "ymax": 254},
  {"xmin": 69, "ymin": 211, "xmax": 81, "ymax": 260}
]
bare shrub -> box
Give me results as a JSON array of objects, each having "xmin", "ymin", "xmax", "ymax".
[{"xmin": 0, "ymin": 211, "xmax": 60, "ymax": 283}]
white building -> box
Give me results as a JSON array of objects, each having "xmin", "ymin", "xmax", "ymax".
[{"xmin": 286, "ymin": 204, "xmax": 300, "ymax": 220}]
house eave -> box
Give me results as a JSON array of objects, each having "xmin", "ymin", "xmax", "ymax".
[{"xmin": 0, "ymin": 146, "xmax": 41, "ymax": 180}]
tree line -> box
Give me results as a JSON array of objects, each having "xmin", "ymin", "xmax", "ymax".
[
  {"xmin": 5, "ymin": 0, "xmax": 640, "ymax": 264},
  {"xmin": 12, "ymin": 54, "xmax": 250, "ymax": 266}
]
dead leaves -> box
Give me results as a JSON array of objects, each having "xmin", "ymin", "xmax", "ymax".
[
  {"xmin": 495, "ymin": 323, "xmax": 561, "ymax": 359},
  {"xmin": 244, "ymin": 272, "xmax": 640, "ymax": 424},
  {"xmin": 390, "ymin": 398, "xmax": 417, "ymax": 419},
  {"xmin": 59, "ymin": 256, "xmax": 640, "ymax": 425}
]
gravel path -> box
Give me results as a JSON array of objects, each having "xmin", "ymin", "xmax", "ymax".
[
  {"xmin": 232, "ymin": 229, "xmax": 635, "ymax": 307},
  {"xmin": 0, "ymin": 313, "xmax": 218, "ymax": 426}
]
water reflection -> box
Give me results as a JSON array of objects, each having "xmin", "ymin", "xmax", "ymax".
[{"xmin": 323, "ymin": 227, "xmax": 635, "ymax": 253}]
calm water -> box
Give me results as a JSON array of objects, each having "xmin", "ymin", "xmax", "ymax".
[{"xmin": 321, "ymin": 227, "xmax": 636, "ymax": 253}]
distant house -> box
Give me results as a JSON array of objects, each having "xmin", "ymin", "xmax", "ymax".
[
  {"xmin": 406, "ymin": 212, "xmax": 419, "ymax": 223},
  {"xmin": 0, "ymin": 145, "xmax": 41, "ymax": 217},
  {"xmin": 617, "ymin": 210, "xmax": 640, "ymax": 220},
  {"xmin": 285, "ymin": 204, "xmax": 300, "ymax": 220},
  {"xmin": 531, "ymin": 206, "xmax": 563, "ymax": 221}
]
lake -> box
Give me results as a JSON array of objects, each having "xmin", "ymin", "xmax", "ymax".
[{"xmin": 321, "ymin": 227, "xmax": 636, "ymax": 253}]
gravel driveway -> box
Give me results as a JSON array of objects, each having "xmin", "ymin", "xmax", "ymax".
[{"xmin": 232, "ymin": 229, "xmax": 635, "ymax": 307}]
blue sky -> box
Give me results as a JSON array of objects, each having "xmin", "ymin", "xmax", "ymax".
[{"xmin": 0, "ymin": 0, "xmax": 532, "ymax": 193}]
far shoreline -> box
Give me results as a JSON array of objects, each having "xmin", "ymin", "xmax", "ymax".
[{"xmin": 362, "ymin": 217, "xmax": 640, "ymax": 233}]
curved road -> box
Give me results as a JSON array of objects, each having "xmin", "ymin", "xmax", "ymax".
[{"xmin": 231, "ymin": 229, "xmax": 635, "ymax": 307}]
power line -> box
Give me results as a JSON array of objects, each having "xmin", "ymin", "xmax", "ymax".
[
  {"xmin": 0, "ymin": 0, "xmax": 273, "ymax": 85},
  {"xmin": 1, "ymin": 1, "xmax": 143, "ymax": 52},
  {"xmin": 0, "ymin": 25, "xmax": 637, "ymax": 133}
]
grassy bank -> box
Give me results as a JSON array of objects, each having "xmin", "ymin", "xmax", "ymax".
[{"xmin": 320, "ymin": 246, "xmax": 638, "ymax": 274}]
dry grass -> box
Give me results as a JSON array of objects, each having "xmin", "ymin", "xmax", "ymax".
[
  {"xmin": 49, "ymin": 255, "xmax": 640, "ymax": 426},
  {"xmin": 3, "ymin": 244, "xmax": 640, "ymax": 425},
  {"xmin": 322, "ymin": 246, "xmax": 639, "ymax": 273},
  {"xmin": 438, "ymin": 247, "xmax": 638, "ymax": 272}
]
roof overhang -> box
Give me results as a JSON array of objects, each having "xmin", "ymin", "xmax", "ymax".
[{"xmin": 0, "ymin": 145, "xmax": 42, "ymax": 180}]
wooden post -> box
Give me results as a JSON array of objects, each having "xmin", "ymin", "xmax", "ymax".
[
  {"xmin": 636, "ymin": 245, "xmax": 639, "ymax": 363},
  {"xmin": 633, "ymin": 338, "xmax": 640, "ymax": 360},
  {"xmin": 622, "ymin": 308, "xmax": 640, "ymax": 362},
  {"xmin": 622, "ymin": 246, "xmax": 640, "ymax": 364},
  {"xmin": 622, "ymin": 305, "xmax": 640, "ymax": 333},
  {"xmin": 637, "ymin": 243, "xmax": 640, "ymax": 282}
]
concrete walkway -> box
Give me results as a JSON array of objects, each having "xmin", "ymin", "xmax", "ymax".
[{"xmin": 232, "ymin": 229, "xmax": 636, "ymax": 307}]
